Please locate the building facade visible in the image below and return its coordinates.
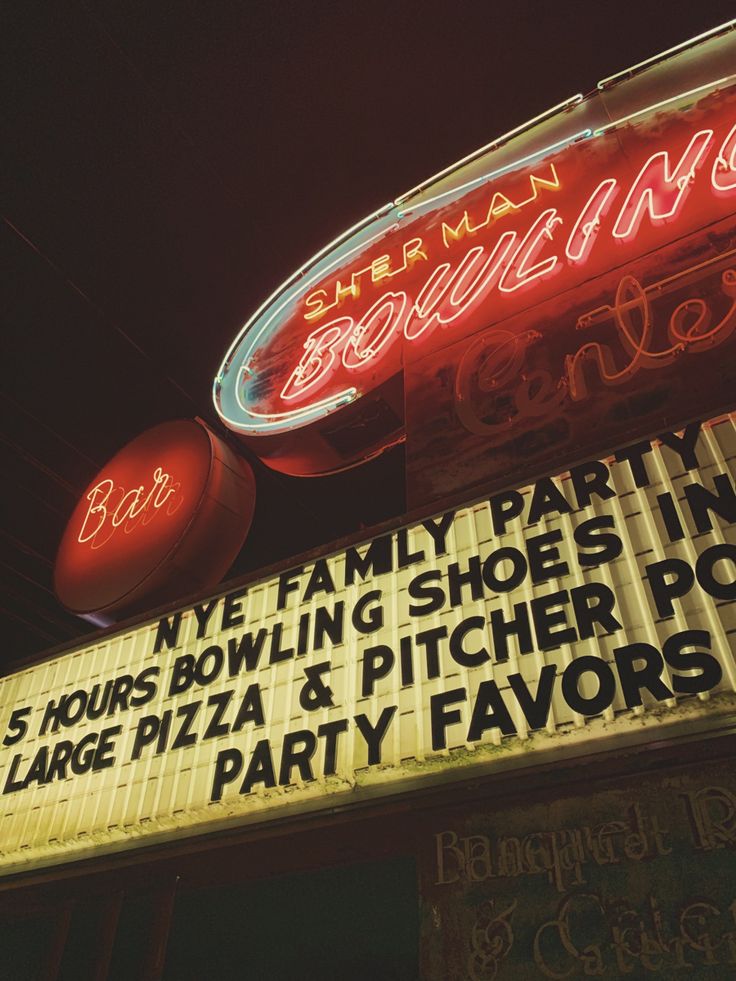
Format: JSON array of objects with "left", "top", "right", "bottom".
[{"left": 2, "top": 22, "right": 736, "bottom": 980}]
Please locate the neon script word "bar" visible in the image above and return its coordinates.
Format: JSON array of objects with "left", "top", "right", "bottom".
[
  {"left": 280, "top": 121, "right": 736, "bottom": 405},
  {"left": 78, "top": 468, "right": 180, "bottom": 548}
]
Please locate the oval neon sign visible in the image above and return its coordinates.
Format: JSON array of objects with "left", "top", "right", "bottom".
[
  {"left": 55, "top": 419, "right": 256, "bottom": 623},
  {"left": 214, "top": 68, "right": 736, "bottom": 476}
]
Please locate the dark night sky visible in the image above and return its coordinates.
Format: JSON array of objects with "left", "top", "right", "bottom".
[{"left": 3, "top": 0, "right": 734, "bottom": 666}]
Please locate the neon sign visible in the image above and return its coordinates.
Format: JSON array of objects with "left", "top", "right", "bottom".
[
  {"left": 55, "top": 420, "right": 256, "bottom": 624},
  {"left": 77, "top": 467, "right": 181, "bottom": 548},
  {"left": 454, "top": 250, "right": 736, "bottom": 438},
  {"left": 214, "top": 37, "right": 736, "bottom": 477}
]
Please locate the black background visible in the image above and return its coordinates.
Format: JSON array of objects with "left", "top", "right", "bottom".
[{"left": 3, "top": 0, "right": 734, "bottom": 665}]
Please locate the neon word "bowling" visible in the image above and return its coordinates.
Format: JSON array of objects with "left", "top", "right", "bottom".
[
  {"left": 280, "top": 120, "right": 736, "bottom": 404},
  {"left": 77, "top": 468, "right": 180, "bottom": 547},
  {"left": 303, "top": 165, "right": 562, "bottom": 322}
]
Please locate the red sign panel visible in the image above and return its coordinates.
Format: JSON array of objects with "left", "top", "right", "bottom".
[
  {"left": 55, "top": 419, "right": 256, "bottom": 622},
  {"left": 406, "top": 219, "right": 736, "bottom": 505},
  {"left": 214, "top": 33, "right": 736, "bottom": 485}
]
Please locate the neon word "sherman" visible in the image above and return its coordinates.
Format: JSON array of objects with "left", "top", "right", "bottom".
[
  {"left": 280, "top": 121, "right": 736, "bottom": 404},
  {"left": 78, "top": 467, "right": 180, "bottom": 547},
  {"left": 303, "top": 165, "right": 562, "bottom": 321}
]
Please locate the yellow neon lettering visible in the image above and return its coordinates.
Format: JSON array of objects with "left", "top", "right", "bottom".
[
  {"left": 402, "top": 237, "right": 428, "bottom": 265},
  {"left": 304, "top": 289, "right": 332, "bottom": 322},
  {"left": 488, "top": 192, "right": 515, "bottom": 217},
  {"left": 370, "top": 254, "right": 393, "bottom": 282},
  {"left": 528, "top": 164, "right": 560, "bottom": 195},
  {"left": 336, "top": 279, "right": 360, "bottom": 302},
  {"left": 442, "top": 166, "right": 560, "bottom": 249},
  {"left": 441, "top": 213, "right": 475, "bottom": 248}
]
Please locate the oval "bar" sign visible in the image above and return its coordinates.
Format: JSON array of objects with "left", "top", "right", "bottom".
[
  {"left": 214, "top": 43, "right": 736, "bottom": 476},
  {"left": 55, "top": 419, "right": 256, "bottom": 623}
]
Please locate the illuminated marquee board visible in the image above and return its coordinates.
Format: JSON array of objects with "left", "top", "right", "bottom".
[
  {"left": 2, "top": 414, "right": 735, "bottom": 875},
  {"left": 214, "top": 28, "right": 736, "bottom": 489},
  {"left": 54, "top": 419, "right": 256, "bottom": 622}
]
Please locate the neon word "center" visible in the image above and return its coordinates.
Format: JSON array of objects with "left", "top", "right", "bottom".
[
  {"left": 279, "top": 121, "right": 736, "bottom": 404},
  {"left": 77, "top": 467, "right": 180, "bottom": 547}
]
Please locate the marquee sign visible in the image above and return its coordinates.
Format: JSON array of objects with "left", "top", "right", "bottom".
[
  {"left": 54, "top": 419, "right": 256, "bottom": 623},
  {"left": 214, "top": 29, "right": 736, "bottom": 482},
  {"left": 3, "top": 413, "right": 735, "bottom": 875}
]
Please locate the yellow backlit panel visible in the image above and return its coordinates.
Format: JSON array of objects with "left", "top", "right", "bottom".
[{"left": 1, "top": 415, "right": 735, "bottom": 875}]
